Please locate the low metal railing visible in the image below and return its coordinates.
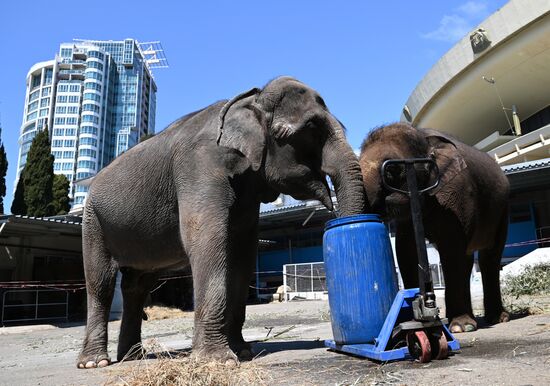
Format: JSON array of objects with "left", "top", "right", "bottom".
[{"left": 1, "top": 289, "right": 69, "bottom": 326}]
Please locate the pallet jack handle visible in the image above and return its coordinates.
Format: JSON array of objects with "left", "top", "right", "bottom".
[{"left": 381, "top": 158, "right": 440, "bottom": 309}]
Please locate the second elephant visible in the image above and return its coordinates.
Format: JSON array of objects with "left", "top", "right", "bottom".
[{"left": 360, "top": 123, "right": 509, "bottom": 333}]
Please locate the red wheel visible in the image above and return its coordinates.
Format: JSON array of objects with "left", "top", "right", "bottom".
[
  {"left": 436, "top": 332, "right": 449, "bottom": 360},
  {"left": 406, "top": 330, "right": 432, "bottom": 363},
  {"left": 428, "top": 330, "right": 449, "bottom": 360}
]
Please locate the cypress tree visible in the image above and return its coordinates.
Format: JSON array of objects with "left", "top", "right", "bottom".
[
  {"left": 11, "top": 173, "right": 26, "bottom": 215},
  {"left": 22, "top": 126, "right": 55, "bottom": 217},
  {"left": 0, "top": 144, "right": 7, "bottom": 214},
  {"left": 51, "top": 174, "right": 70, "bottom": 215}
]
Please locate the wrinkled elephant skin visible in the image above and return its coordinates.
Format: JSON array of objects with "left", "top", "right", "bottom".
[
  {"left": 360, "top": 123, "right": 510, "bottom": 333},
  {"left": 77, "top": 77, "right": 366, "bottom": 368}
]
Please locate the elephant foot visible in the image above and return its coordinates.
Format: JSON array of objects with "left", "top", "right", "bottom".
[
  {"left": 485, "top": 310, "right": 510, "bottom": 325},
  {"left": 231, "top": 341, "right": 254, "bottom": 360},
  {"left": 192, "top": 346, "right": 239, "bottom": 366},
  {"left": 117, "top": 342, "right": 146, "bottom": 362},
  {"left": 77, "top": 353, "right": 111, "bottom": 369},
  {"left": 449, "top": 314, "right": 477, "bottom": 333}
]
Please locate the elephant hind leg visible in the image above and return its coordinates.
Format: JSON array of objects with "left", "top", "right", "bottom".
[
  {"left": 117, "top": 270, "right": 158, "bottom": 362},
  {"left": 78, "top": 218, "right": 118, "bottom": 369},
  {"left": 479, "top": 214, "right": 509, "bottom": 324}
]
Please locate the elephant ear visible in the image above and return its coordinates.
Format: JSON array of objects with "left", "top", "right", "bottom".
[
  {"left": 425, "top": 130, "right": 467, "bottom": 207},
  {"left": 216, "top": 88, "right": 266, "bottom": 171}
]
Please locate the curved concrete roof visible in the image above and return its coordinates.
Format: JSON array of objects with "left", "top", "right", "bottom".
[
  {"left": 402, "top": 0, "right": 550, "bottom": 145},
  {"left": 26, "top": 60, "right": 55, "bottom": 79}
]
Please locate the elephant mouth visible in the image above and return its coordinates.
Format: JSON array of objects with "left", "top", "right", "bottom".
[{"left": 385, "top": 195, "right": 410, "bottom": 221}]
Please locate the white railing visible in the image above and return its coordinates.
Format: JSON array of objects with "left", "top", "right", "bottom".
[{"left": 283, "top": 262, "right": 327, "bottom": 301}]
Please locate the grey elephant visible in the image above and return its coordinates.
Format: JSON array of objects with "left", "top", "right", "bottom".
[
  {"left": 77, "top": 76, "right": 366, "bottom": 368},
  {"left": 359, "top": 123, "right": 509, "bottom": 333}
]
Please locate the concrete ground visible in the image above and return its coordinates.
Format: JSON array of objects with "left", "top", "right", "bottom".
[{"left": 0, "top": 298, "right": 549, "bottom": 385}]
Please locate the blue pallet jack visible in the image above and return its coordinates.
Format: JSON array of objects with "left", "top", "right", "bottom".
[{"left": 326, "top": 158, "right": 460, "bottom": 362}]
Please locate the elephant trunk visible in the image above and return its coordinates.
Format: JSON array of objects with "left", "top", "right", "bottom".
[{"left": 322, "top": 119, "right": 368, "bottom": 217}]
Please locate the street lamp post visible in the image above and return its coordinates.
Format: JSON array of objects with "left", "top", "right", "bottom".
[{"left": 482, "top": 76, "right": 522, "bottom": 136}]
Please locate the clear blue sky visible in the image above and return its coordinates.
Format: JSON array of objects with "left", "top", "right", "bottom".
[{"left": 0, "top": 0, "right": 507, "bottom": 213}]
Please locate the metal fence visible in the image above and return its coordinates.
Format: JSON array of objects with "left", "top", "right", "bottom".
[
  {"left": 283, "top": 262, "right": 327, "bottom": 301},
  {"left": 1, "top": 289, "right": 69, "bottom": 325}
]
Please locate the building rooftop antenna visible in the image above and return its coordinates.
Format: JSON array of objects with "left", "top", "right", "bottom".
[{"left": 137, "top": 41, "right": 169, "bottom": 70}]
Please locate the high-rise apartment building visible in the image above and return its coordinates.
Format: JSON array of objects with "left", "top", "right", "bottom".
[{"left": 16, "top": 39, "right": 166, "bottom": 209}]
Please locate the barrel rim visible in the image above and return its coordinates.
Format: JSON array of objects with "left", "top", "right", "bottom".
[{"left": 325, "top": 214, "right": 382, "bottom": 230}]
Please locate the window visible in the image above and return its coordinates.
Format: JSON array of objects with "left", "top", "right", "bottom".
[
  {"left": 87, "top": 51, "right": 104, "bottom": 60},
  {"left": 62, "top": 162, "right": 73, "bottom": 171},
  {"left": 56, "top": 106, "right": 67, "bottom": 114},
  {"left": 58, "top": 84, "right": 69, "bottom": 92},
  {"left": 27, "top": 101, "right": 39, "bottom": 112},
  {"left": 87, "top": 61, "right": 104, "bottom": 71},
  {"left": 84, "top": 82, "right": 102, "bottom": 92},
  {"left": 52, "top": 140, "right": 64, "bottom": 147},
  {"left": 85, "top": 71, "right": 103, "bottom": 81},
  {"left": 31, "top": 74, "right": 41, "bottom": 88},
  {"left": 64, "top": 139, "right": 75, "bottom": 147},
  {"left": 26, "top": 111, "right": 38, "bottom": 121},
  {"left": 75, "top": 185, "right": 89, "bottom": 193},
  {"left": 83, "top": 104, "right": 100, "bottom": 113},
  {"left": 79, "top": 137, "right": 98, "bottom": 146},
  {"left": 65, "top": 128, "right": 76, "bottom": 136},
  {"left": 39, "top": 109, "right": 48, "bottom": 117},
  {"left": 42, "top": 87, "right": 51, "bottom": 97},
  {"left": 83, "top": 92, "right": 101, "bottom": 102},
  {"left": 69, "top": 84, "right": 80, "bottom": 92},
  {"left": 53, "top": 129, "right": 64, "bottom": 136},
  {"left": 75, "top": 196, "right": 84, "bottom": 205},
  {"left": 63, "top": 151, "right": 75, "bottom": 159},
  {"left": 79, "top": 148, "right": 97, "bottom": 158},
  {"left": 82, "top": 115, "right": 99, "bottom": 124},
  {"left": 80, "top": 126, "right": 98, "bottom": 135},
  {"left": 76, "top": 172, "right": 93, "bottom": 179},
  {"left": 66, "top": 117, "right": 78, "bottom": 125},
  {"left": 44, "top": 69, "right": 53, "bottom": 85},
  {"left": 57, "top": 95, "right": 67, "bottom": 103},
  {"left": 52, "top": 151, "right": 62, "bottom": 159},
  {"left": 67, "top": 106, "right": 79, "bottom": 114},
  {"left": 29, "top": 90, "right": 40, "bottom": 102},
  {"left": 77, "top": 160, "right": 96, "bottom": 170},
  {"left": 68, "top": 95, "right": 80, "bottom": 103},
  {"left": 60, "top": 48, "right": 73, "bottom": 58},
  {"left": 40, "top": 98, "right": 50, "bottom": 107},
  {"left": 54, "top": 117, "right": 66, "bottom": 125},
  {"left": 54, "top": 163, "right": 61, "bottom": 171}
]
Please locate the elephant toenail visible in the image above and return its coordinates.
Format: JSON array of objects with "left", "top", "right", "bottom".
[
  {"left": 465, "top": 324, "right": 476, "bottom": 332},
  {"left": 85, "top": 361, "right": 96, "bottom": 368},
  {"left": 450, "top": 325, "right": 464, "bottom": 333}
]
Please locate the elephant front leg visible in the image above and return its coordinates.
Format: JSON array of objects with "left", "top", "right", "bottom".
[
  {"left": 225, "top": 225, "right": 259, "bottom": 360},
  {"left": 188, "top": 231, "right": 238, "bottom": 364},
  {"left": 439, "top": 245, "right": 477, "bottom": 333},
  {"left": 395, "top": 223, "right": 420, "bottom": 289}
]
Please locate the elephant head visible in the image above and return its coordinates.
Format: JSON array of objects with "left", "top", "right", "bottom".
[
  {"left": 359, "top": 123, "right": 465, "bottom": 220},
  {"left": 218, "top": 76, "right": 366, "bottom": 216}
]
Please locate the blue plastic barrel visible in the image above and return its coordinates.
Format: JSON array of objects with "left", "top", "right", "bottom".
[{"left": 323, "top": 214, "right": 398, "bottom": 345}]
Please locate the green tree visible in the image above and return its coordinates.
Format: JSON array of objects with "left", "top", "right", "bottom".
[
  {"left": 22, "top": 126, "right": 55, "bottom": 217},
  {"left": 0, "top": 144, "right": 8, "bottom": 214},
  {"left": 11, "top": 173, "right": 26, "bottom": 215},
  {"left": 51, "top": 174, "right": 70, "bottom": 215}
]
